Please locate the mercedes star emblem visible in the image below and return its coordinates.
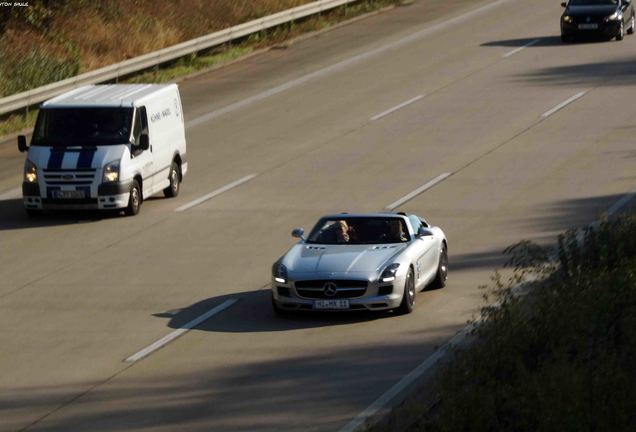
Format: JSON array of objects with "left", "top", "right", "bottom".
[{"left": 323, "top": 282, "right": 338, "bottom": 297}]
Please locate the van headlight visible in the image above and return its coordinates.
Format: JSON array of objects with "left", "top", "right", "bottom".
[
  {"left": 563, "top": 15, "right": 573, "bottom": 23},
  {"left": 380, "top": 263, "right": 400, "bottom": 283},
  {"left": 24, "top": 160, "right": 38, "bottom": 183},
  {"left": 102, "top": 160, "right": 120, "bottom": 183}
]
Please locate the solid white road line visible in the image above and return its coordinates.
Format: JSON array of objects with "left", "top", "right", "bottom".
[
  {"left": 606, "top": 186, "right": 636, "bottom": 218},
  {"left": 0, "top": 187, "right": 21, "bottom": 201},
  {"left": 385, "top": 173, "right": 452, "bottom": 210},
  {"left": 185, "top": 0, "right": 516, "bottom": 128},
  {"left": 124, "top": 299, "right": 238, "bottom": 363},
  {"left": 370, "top": 95, "right": 425, "bottom": 121},
  {"left": 338, "top": 323, "right": 476, "bottom": 432},
  {"left": 503, "top": 38, "right": 540, "bottom": 58},
  {"left": 341, "top": 186, "right": 636, "bottom": 432},
  {"left": 175, "top": 174, "right": 257, "bottom": 212},
  {"left": 541, "top": 91, "right": 586, "bottom": 118}
]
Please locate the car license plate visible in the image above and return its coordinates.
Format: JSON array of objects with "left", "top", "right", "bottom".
[
  {"left": 578, "top": 23, "right": 598, "bottom": 30},
  {"left": 53, "top": 190, "right": 85, "bottom": 199},
  {"left": 314, "top": 299, "right": 350, "bottom": 310}
]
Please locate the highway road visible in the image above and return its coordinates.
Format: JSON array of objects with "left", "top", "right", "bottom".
[{"left": 2, "top": 0, "right": 636, "bottom": 430}]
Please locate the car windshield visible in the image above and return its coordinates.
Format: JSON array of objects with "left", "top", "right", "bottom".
[
  {"left": 31, "top": 107, "right": 133, "bottom": 147},
  {"left": 568, "top": 0, "right": 618, "bottom": 5},
  {"left": 306, "top": 217, "right": 410, "bottom": 244}
]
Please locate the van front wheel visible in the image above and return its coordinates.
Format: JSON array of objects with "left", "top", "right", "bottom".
[
  {"left": 163, "top": 162, "right": 180, "bottom": 198},
  {"left": 125, "top": 180, "right": 141, "bottom": 216}
]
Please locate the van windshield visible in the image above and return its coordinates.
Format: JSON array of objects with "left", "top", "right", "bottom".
[{"left": 31, "top": 108, "right": 134, "bottom": 147}]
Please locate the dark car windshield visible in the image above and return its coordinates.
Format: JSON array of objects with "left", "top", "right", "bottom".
[
  {"left": 306, "top": 217, "right": 410, "bottom": 244},
  {"left": 31, "top": 107, "right": 133, "bottom": 147},
  {"left": 568, "top": 0, "right": 618, "bottom": 5}
]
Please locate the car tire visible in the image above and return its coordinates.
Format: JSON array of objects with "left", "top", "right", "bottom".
[
  {"left": 25, "top": 208, "right": 41, "bottom": 218},
  {"left": 560, "top": 33, "right": 570, "bottom": 43},
  {"left": 396, "top": 267, "right": 415, "bottom": 315},
  {"left": 124, "top": 180, "right": 141, "bottom": 216},
  {"left": 617, "top": 22, "right": 625, "bottom": 40},
  {"left": 163, "top": 161, "right": 180, "bottom": 198},
  {"left": 430, "top": 243, "right": 449, "bottom": 289},
  {"left": 628, "top": 16, "right": 635, "bottom": 34}
]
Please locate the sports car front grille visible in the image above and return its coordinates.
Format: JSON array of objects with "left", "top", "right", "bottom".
[
  {"left": 294, "top": 279, "right": 368, "bottom": 299},
  {"left": 296, "top": 289, "right": 367, "bottom": 299},
  {"left": 295, "top": 280, "right": 367, "bottom": 288}
]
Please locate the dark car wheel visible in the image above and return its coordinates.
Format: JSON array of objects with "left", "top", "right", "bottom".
[
  {"left": 628, "top": 16, "right": 635, "bottom": 34},
  {"left": 25, "top": 208, "right": 41, "bottom": 218},
  {"left": 163, "top": 161, "right": 180, "bottom": 198},
  {"left": 396, "top": 267, "right": 415, "bottom": 315},
  {"left": 561, "top": 33, "right": 570, "bottom": 43},
  {"left": 124, "top": 180, "right": 141, "bottom": 216},
  {"left": 617, "top": 21, "right": 625, "bottom": 40},
  {"left": 430, "top": 243, "right": 448, "bottom": 289}
]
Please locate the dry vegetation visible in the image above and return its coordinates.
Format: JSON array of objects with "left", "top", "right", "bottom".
[{"left": 0, "top": 0, "right": 315, "bottom": 96}]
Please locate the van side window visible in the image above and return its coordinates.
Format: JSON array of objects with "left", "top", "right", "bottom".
[{"left": 132, "top": 106, "right": 148, "bottom": 144}]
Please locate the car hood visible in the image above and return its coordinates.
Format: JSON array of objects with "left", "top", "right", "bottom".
[
  {"left": 283, "top": 243, "right": 407, "bottom": 276},
  {"left": 28, "top": 144, "right": 127, "bottom": 170},
  {"left": 566, "top": 5, "right": 617, "bottom": 16}
]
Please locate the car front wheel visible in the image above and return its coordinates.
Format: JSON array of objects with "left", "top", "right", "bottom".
[
  {"left": 617, "top": 22, "right": 625, "bottom": 40},
  {"left": 396, "top": 267, "right": 415, "bottom": 315},
  {"left": 125, "top": 180, "right": 141, "bottom": 216}
]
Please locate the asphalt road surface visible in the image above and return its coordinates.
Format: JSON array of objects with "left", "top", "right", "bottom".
[{"left": 3, "top": 0, "right": 636, "bottom": 430}]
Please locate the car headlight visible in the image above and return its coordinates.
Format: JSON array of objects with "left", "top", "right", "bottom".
[
  {"left": 605, "top": 12, "right": 620, "bottom": 21},
  {"left": 563, "top": 15, "right": 573, "bottom": 23},
  {"left": 102, "top": 160, "right": 120, "bottom": 183},
  {"left": 273, "top": 263, "right": 288, "bottom": 284},
  {"left": 380, "top": 263, "right": 400, "bottom": 283},
  {"left": 24, "top": 160, "right": 37, "bottom": 183}
]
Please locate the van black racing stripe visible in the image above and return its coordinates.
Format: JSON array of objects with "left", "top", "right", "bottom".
[
  {"left": 77, "top": 149, "right": 96, "bottom": 169},
  {"left": 48, "top": 150, "right": 64, "bottom": 170}
]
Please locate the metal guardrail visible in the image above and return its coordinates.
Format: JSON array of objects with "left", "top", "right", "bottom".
[{"left": 0, "top": 0, "right": 359, "bottom": 116}]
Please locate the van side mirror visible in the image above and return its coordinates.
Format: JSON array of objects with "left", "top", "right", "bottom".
[
  {"left": 17, "top": 135, "right": 28, "bottom": 153},
  {"left": 139, "top": 133, "right": 149, "bottom": 151},
  {"left": 417, "top": 227, "right": 434, "bottom": 237},
  {"left": 291, "top": 228, "right": 305, "bottom": 240}
]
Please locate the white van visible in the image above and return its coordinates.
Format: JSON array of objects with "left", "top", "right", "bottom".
[{"left": 17, "top": 84, "right": 187, "bottom": 216}]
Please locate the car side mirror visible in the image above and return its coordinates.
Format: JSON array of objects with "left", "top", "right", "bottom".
[
  {"left": 17, "top": 135, "right": 28, "bottom": 153},
  {"left": 418, "top": 227, "right": 434, "bottom": 237},
  {"left": 561, "top": 2, "right": 566, "bottom": 7},
  {"left": 139, "top": 133, "right": 149, "bottom": 151},
  {"left": 291, "top": 228, "right": 305, "bottom": 240}
]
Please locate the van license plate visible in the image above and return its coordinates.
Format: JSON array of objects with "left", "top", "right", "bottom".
[
  {"left": 53, "top": 190, "right": 85, "bottom": 199},
  {"left": 314, "top": 300, "right": 349, "bottom": 310},
  {"left": 578, "top": 23, "right": 598, "bottom": 29}
]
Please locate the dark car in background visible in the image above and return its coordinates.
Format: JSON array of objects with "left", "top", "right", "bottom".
[{"left": 561, "top": 0, "right": 635, "bottom": 42}]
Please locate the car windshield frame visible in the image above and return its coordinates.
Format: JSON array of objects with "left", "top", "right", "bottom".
[
  {"left": 305, "top": 216, "right": 411, "bottom": 245},
  {"left": 568, "top": 0, "right": 618, "bottom": 6},
  {"left": 31, "top": 107, "right": 134, "bottom": 147}
]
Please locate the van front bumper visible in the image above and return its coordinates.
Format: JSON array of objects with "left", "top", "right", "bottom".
[{"left": 23, "top": 181, "right": 131, "bottom": 211}]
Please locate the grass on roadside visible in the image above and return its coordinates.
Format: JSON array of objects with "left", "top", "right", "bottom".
[
  {"left": 403, "top": 214, "right": 636, "bottom": 432},
  {"left": 0, "top": 0, "right": 398, "bottom": 139}
]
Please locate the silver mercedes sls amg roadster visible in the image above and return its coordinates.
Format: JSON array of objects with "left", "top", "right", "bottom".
[{"left": 271, "top": 213, "right": 448, "bottom": 314}]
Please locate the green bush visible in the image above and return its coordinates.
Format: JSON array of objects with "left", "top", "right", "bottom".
[{"left": 418, "top": 216, "right": 636, "bottom": 432}]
